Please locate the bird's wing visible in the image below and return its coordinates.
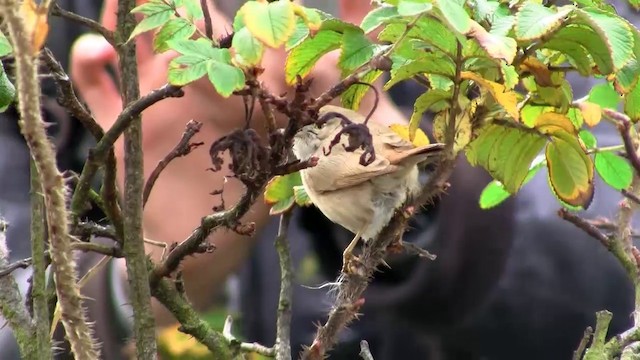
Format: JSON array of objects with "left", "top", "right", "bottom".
[{"left": 305, "top": 146, "right": 398, "bottom": 192}]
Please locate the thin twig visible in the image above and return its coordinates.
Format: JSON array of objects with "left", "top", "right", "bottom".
[
  {"left": 40, "top": 48, "right": 104, "bottom": 140},
  {"left": 0, "top": 258, "right": 32, "bottom": 277},
  {"left": 70, "top": 84, "right": 184, "bottom": 216},
  {"left": 51, "top": 2, "right": 115, "bottom": 45},
  {"left": 275, "top": 211, "right": 293, "bottom": 360},
  {"left": 611, "top": 109, "right": 640, "bottom": 177},
  {"left": 143, "top": 120, "right": 203, "bottom": 207},
  {"left": 558, "top": 209, "right": 613, "bottom": 249},
  {"left": 359, "top": 340, "right": 374, "bottom": 360},
  {"left": 223, "top": 315, "right": 276, "bottom": 356},
  {"left": 623, "top": 189, "right": 640, "bottom": 206},
  {"left": 200, "top": 0, "right": 213, "bottom": 40},
  {"left": 151, "top": 188, "right": 261, "bottom": 282}
]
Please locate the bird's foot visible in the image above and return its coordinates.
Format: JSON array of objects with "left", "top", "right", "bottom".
[{"left": 341, "top": 252, "right": 365, "bottom": 276}]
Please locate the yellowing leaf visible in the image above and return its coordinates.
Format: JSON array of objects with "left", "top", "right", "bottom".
[
  {"left": 577, "top": 101, "right": 602, "bottom": 127},
  {"left": 466, "top": 124, "right": 546, "bottom": 193},
  {"left": 545, "top": 131, "right": 594, "bottom": 208},
  {"left": 264, "top": 172, "right": 304, "bottom": 215},
  {"left": 460, "top": 71, "right": 519, "bottom": 121},
  {"left": 432, "top": 104, "right": 473, "bottom": 155},
  {"left": 519, "top": 57, "right": 554, "bottom": 87},
  {"left": 389, "top": 124, "right": 431, "bottom": 146},
  {"left": 243, "top": 1, "right": 296, "bottom": 48},
  {"left": 20, "top": 0, "right": 49, "bottom": 55},
  {"left": 158, "top": 323, "right": 209, "bottom": 357},
  {"left": 534, "top": 112, "right": 576, "bottom": 134},
  {"left": 467, "top": 21, "right": 517, "bottom": 64}
]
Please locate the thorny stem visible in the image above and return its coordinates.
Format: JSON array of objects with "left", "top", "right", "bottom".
[
  {"left": 275, "top": 211, "right": 293, "bottom": 360},
  {"left": 116, "top": 0, "right": 157, "bottom": 357},
  {"left": 29, "top": 160, "right": 52, "bottom": 358},
  {"left": 1, "top": 0, "right": 100, "bottom": 357}
]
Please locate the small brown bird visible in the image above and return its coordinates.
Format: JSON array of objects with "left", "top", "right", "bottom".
[{"left": 292, "top": 105, "right": 444, "bottom": 271}]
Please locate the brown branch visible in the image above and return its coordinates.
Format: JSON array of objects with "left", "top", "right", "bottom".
[
  {"left": 623, "top": 189, "right": 640, "bottom": 206},
  {"left": 70, "top": 84, "right": 184, "bottom": 216},
  {"left": 200, "top": 0, "right": 213, "bottom": 40},
  {"left": 0, "top": 258, "right": 32, "bottom": 277},
  {"left": 40, "top": 48, "right": 104, "bottom": 140},
  {"left": 151, "top": 187, "right": 261, "bottom": 283},
  {"left": 558, "top": 209, "right": 613, "bottom": 249},
  {"left": 610, "top": 109, "right": 640, "bottom": 177},
  {"left": 143, "top": 120, "right": 203, "bottom": 207},
  {"left": 51, "top": 2, "right": 115, "bottom": 45}
]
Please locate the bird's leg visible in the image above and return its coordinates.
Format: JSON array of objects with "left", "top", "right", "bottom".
[{"left": 341, "top": 231, "right": 363, "bottom": 274}]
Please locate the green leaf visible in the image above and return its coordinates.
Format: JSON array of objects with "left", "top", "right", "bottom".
[
  {"left": 341, "top": 70, "right": 383, "bottom": 110},
  {"left": 181, "top": 0, "right": 204, "bottom": 21},
  {"left": 286, "top": 18, "right": 310, "bottom": 50},
  {"left": 541, "top": 38, "right": 593, "bottom": 76},
  {"left": 579, "top": 130, "right": 597, "bottom": 149},
  {"left": 545, "top": 131, "right": 594, "bottom": 208},
  {"left": 339, "top": 29, "right": 376, "bottom": 74},
  {"left": 434, "top": 0, "right": 471, "bottom": 34},
  {"left": 0, "top": 63, "right": 15, "bottom": 112},
  {"left": 514, "top": 3, "right": 572, "bottom": 41},
  {"left": 232, "top": 27, "right": 265, "bottom": 66},
  {"left": 397, "top": 0, "right": 433, "bottom": 16},
  {"left": 385, "top": 54, "right": 456, "bottom": 90},
  {"left": 168, "top": 39, "right": 245, "bottom": 96},
  {"left": 293, "top": 185, "right": 313, "bottom": 206},
  {"left": 595, "top": 151, "right": 633, "bottom": 190},
  {"left": 285, "top": 30, "right": 342, "bottom": 84},
  {"left": 153, "top": 18, "right": 196, "bottom": 53},
  {"left": 264, "top": 172, "right": 304, "bottom": 215},
  {"left": 410, "top": 89, "right": 451, "bottom": 138},
  {"left": 206, "top": 58, "right": 245, "bottom": 97},
  {"left": 361, "top": 5, "right": 399, "bottom": 33},
  {"left": 0, "top": 31, "right": 12, "bottom": 57},
  {"left": 319, "top": 18, "right": 362, "bottom": 34},
  {"left": 625, "top": 81, "right": 640, "bottom": 122},
  {"left": 588, "top": 83, "right": 620, "bottom": 110},
  {"left": 479, "top": 157, "right": 545, "bottom": 209},
  {"left": 466, "top": 124, "right": 546, "bottom": 193},
  {"left": 573, "top": 8, "right": 634, "bottom": 72},
  {"left": 129, "top": 0, "right": 174, "bottom": 41},
  {"left": 243, "top": 0, "right": 296, "bottom": 48},
  {"left": 551, "top": 25, "right": 612, "bottom": 74}
]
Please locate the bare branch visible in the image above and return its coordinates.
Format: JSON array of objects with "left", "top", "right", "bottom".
[
  {"left": 275, "top": 211, "right": 293, "bottom": 360},
  {"left": 359, "top": 340, "right": 374, "bottom": 360},
  {"left": 51, "top": 2, "right": 115, "bottom": 45},
  {"left": 143, "top": 120, "right": 204, "bottom": 207},
  {"left": 573, "top": 327, "right": 593, "bottom": 360},
  {"left": 151, "top": 188, "right": 261, "bottom": 282},
  {"left": 558, "top": 209, "right": 613, "bottom": 249},
  {"left": 223, "top": 315, "right": 276, "bottom": 357}
]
